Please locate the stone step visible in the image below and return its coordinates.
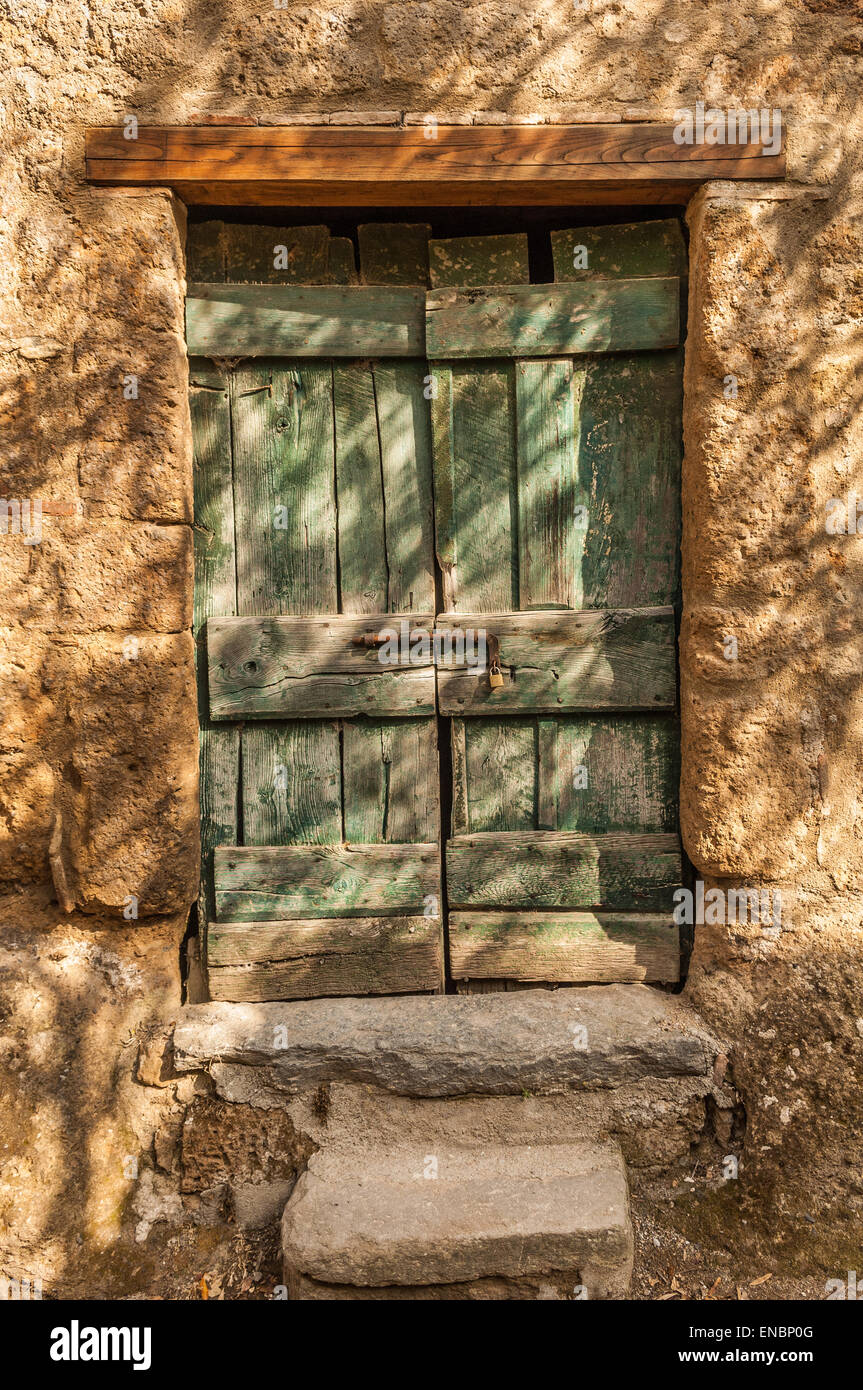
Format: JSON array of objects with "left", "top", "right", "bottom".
[
  {"left": 282, "top": 1138, "right": 633, "bottom": 1299},
  {"left": 174, "top": 984, "right": 718, "bottom": 1098}
]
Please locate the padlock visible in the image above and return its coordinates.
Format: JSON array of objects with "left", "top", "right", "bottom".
[{"left": 489, "top": 661, "right": 504, "bottom": 689}]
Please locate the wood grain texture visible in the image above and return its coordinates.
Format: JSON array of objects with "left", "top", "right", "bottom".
[
  {"left": 535, "top": 714, "right": 679, "bottom": 833},
  {"left": 241, "top": 722, "right": 342, "bottom": 846},
  {"left": 86, "top": 125, "right": 787, "bottom": 202},
  {"left": 208, "top": 613, "right": 436, "bottom": 719},
  {"left": 516, "top": 358, "right": 584, "bottom": 608},
  {"left": 207, "top": 916, "right": 442, "bottom": 999},
  {"left": 449, "top": 911, "right": 680, "bottom": 983},
  {"left": 342, "top": 720, "right": 439, "bottom": 844},
  {"left": 435, "top": 608, "right": 677, "bottom": 714},
  {"left": 333, "top": 362, "right": 388, "bottom": 614},
  {"left": 187, "top": 221, "right": 227, "bottom": 281},
  {"left": 551, "top": 218, "right": 687, "bottom": 280},
  {"left": 454, "top": 714, "right": 679, "bottom": 835},
  {"left": 359, "top": 223, "right": 431, "bottom": 285},
  {"left": 446, "top": 830, "right": 681, "bottom": 910},
  {"left": 231, "top": 361, "right": 337, "bottom": 618},
  {"left": 574, "top": 350, "right": 683, "bottom": 608},
  {"left": 215, "top": 842, "right": 439, "bottom": 920},
  {"left": 460, "top": 719, "right": 536, "bottom": 832},
  {"left": 373, "top": 361, "right": 436, "bottom": 612},
  {"left": 186, "top": 284, "right": 425, "bottom": 357},
  {"left": 429, "top": 233, "right": 529, "bottom": 287},
  {"left": 223, "top": 223, "right": 330, "bottom": 283},
  {"left": 190, "top": 362, "right": 238, "bottom": 939},
  {"left": 429, "top": 362, "right": 518, "bottom": 612},
  {"left": 170, "top": 178, "right": 725, "bottom": 208},
  {"left": 426, "top": 280, "right": 679, "bottom": 358}
]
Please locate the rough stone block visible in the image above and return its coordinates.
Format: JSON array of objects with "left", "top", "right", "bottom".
[
  {"left": 57, "top": 633, "right": 199, "bottom": 914},
  {"left": 282, "top": 1140, "right": 633, "bottom": 1297},
  {"left": 174, "top": 987, "right": 718, "bottom": 1097},
  {"left": 0, "top": 520, "right": 192, "bottom": 632}
]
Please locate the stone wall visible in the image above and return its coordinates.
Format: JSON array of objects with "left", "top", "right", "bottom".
[{"left": 1, "top": 0, "right": 861, "bottom": 1296}]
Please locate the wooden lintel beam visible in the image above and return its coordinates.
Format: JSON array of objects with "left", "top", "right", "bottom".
[{"left": 85, "top": 125, "right": 786, "bottom": 206}]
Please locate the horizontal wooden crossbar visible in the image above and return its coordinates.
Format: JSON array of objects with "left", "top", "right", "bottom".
[
  {"left": 448, "top": 911, "right": 680, "bottom": 984},
  {"left": 207, "top": 915, "right": 443, "bottom": 999},
  {"left": 187, "top": 280, "right": 677, "bottom": 357},
  {"left": 207, "top": 613, "right": 436, "bottom": 718},
  {"left": 187, "top": 284, "right": 426, "bottom": 357},
  {"left": 426, "top": 280, "right": 678, "bottom": 357},
  {"left": 446, "top": 830, "right": 682, "bottom": 910},
  {"left": 85, "top": 125, "right": 785, "bottom": 207},
  {"left": 436, "top": 608, "right": 677, "bottom": 714},
  {"left": 214, "top": 843, "right": 439, "bottom": 920}
]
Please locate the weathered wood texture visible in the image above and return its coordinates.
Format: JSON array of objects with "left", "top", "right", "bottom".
[
  {"left": 446, "top": 831, "right": 682, "bottom": 911},
  {"left": 429, "top": 364, "right": 682, "bottom": 613},
  {"left": 215, "top": 843, "right": 439, "bottom": 920},
  {"left": 426, "top": 279, "right": 679, "bottom": 358},
  {"left": 86, "top": 125, "right": 786, "bottom": 206},
  {"left": 359, "top": 223, "right": 431, "bottom": 285},
  {"left": 551, "top": 219, "right": 688, "bottom": 281},
  {"left": 207, "top": 916, "right": 443, "bottom": 1000},
  {"left": 429, "top": 233, "right": 529, "bottom": 287},
  {"left": 452, "top": 714, "right": 679, "bottom": 835},
  {"left": 449, "top": 912, "right": 680, "bottom": 983},
  {"left": 190, "top": 362, "right": 238, "bottom": 935},
  {"left": 207, "top": 614, "right": 436, "bottom": 718},
  {"left": 191, "top": 217, "right": 685, "bottom": 997},
  {"left": 435, "top": 608, "right": 676, "bottom": 714},
  {"left": 186, "top": 283, "right": 425, "bottom": 357},
  {"left": 192, "top": 222, "right": 443, "bottom": 1001}
]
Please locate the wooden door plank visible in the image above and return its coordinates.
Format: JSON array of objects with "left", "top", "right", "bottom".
[
  {"left": 446, "top": 830, "right": 681, "bottom": 910},
  {"left": 429, "top": 234, "right": 529, "bottom": 288},
  {"left": 342, "top": 721, "right": 439, "bottom": 844},
  {"left": 374, "top": 361, "right": 436, "bottom": 612},
  {"left": 358, "top": 223, "right": 431, "bottom": 285},
  {"left": 575, "top": 350, "right": 683, "bottom": 608},
  {"left": 430, "top": 362, "right": 518, "bottom": 612},
  {"left": 186, "top": 284, "right": 426, "bottom": 357},
  {"left": 207, "top": 915, "right": 443, "bottom": 999},
  {"left": 327, "top": 236, "right": 358, "bottom": 284},
  {"left": 187, "top": 221, "right": 226, "bottom": 281},
  {"left": 207, "top": 612, "right": 436, "bottom": 718},
  {"left": 551, "top": 219, "right": 687, "bottom": 281},
  {"left": 231, "top": 361, "right": 337, "bottom": 616},
  {"left": 230, "top": 357, "right": 341, "bottom": 852},
  {"left": 426, "top": 280, "right": 679, "bottom": 358},
  {"left": 536, "top": 715, "right": 679, "bottom": 834},
  {"left": 516, "top": 357, "right": 584, "bottom": 609},
  {"left": 224, "top": 223, "right": 330, "bottom": 283},
  {"left": 456, "top": 719, "right": 536, "bottom": 832},
  {"left": 449, "top": 911, "right": 679, "bottom": 983},
  {"left": 450, "top": 719, "right": 469, "bottom": 835},
  {"left": 191, "top": 362, "right": 238, "bottom": 937},
  {"left": 333, "top": 362, "right": 388, "bottom": 614},
  {"left": 241, "top": 722, "right": 342, "bottom": 846},
  {"left": 214, "top": 842, "right": 439, "bottom": 920},
  {"left": 435, "top": 608, "right": 677, "bottom": 714}
]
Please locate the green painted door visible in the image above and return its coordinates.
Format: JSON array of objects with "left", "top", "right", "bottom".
[{"left": 188, "top": 218, "right": 685, "bottom": 1002}]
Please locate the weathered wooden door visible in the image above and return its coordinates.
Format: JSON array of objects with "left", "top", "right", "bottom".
[{"left": 188, "top": 218, "right": 685, "bottom": 1002}]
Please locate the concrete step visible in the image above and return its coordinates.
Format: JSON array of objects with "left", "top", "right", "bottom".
[
  {"left": 174, "top": 984, "right": 718, "bottom": 1099},
  {"left": 281, "top": 1138, "right": 633, "bottom": 1300}
]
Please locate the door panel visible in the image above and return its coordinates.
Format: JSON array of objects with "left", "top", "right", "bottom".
[
  {"left": 453, "top": 714, "right": 679, "bottom": 835},
  {"left": 427, "top": 225, "right": 685, "bottom": 990},
  {"left": 190, "top": 216, "right": 686, "bottom": 1000},
  {"left": 190, "top": 222, "right": 443, "bottom": 1003}
]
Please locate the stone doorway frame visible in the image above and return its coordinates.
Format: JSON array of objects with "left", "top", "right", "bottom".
[{"left": 79, "top": 119, "right": 822, "bottom": 978}]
